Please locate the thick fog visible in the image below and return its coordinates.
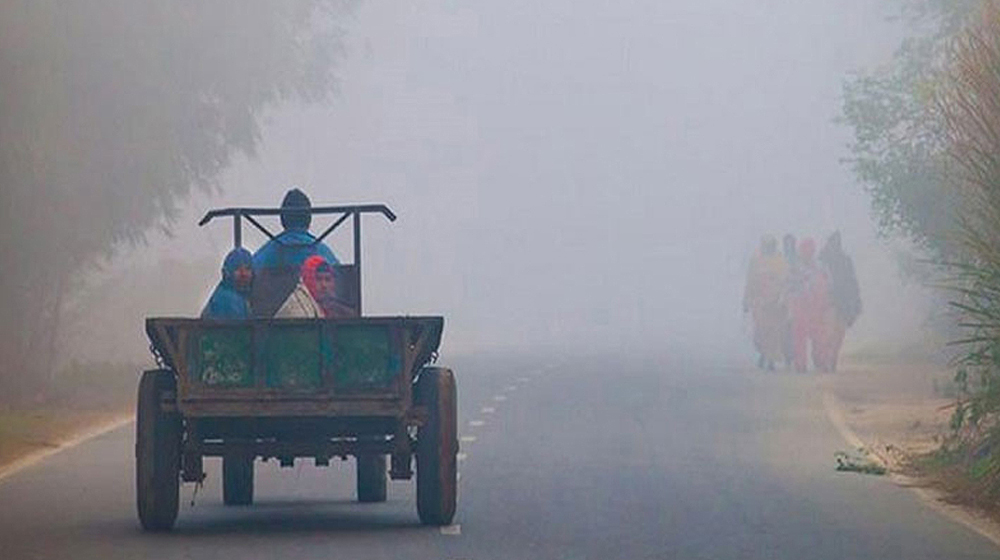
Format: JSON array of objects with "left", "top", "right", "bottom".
[{"left": 62, "top": 0, "right": 933, "bottom": 366}]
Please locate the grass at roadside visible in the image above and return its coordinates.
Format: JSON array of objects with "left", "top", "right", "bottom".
[
  {"left": 908, "top": 448, "right": 1000, "bottom": 515},
  {"left": 0, "top": 408, "right": 130, "bottom": 469},
  {"left": 824, "top": 359, "right": 1000, "bottom": 524},
  {"left": 0, "top": 362, "right": 140, "bottom": 471}
]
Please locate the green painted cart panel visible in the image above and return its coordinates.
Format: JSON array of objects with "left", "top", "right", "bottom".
[
  {"left": 148, "top": 316, "right": 443, "bottom": 407},
  {"left": 331, "top": 324, "right": 401, "bottom": 391},
  {"left": 263, "top": 326, "right": 323, "bottom": 389},
  {"left": 190, "top": 328, "right": 253, "bottom": 387}
]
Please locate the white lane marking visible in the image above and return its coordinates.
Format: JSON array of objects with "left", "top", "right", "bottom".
[
  {"left": 440, "top": 524, "right": 461, "bottom": 535},
  {"left": 505, "top": 385, "right": 518, "bottom": 392},
  {"left": 457, "top": 452, "right": 468, "bottom": 462},
  {"left": 460, "top": 435, "right": 477, "bottom": 443},
  {"left": 456, "top": 472, "right": 462, "bottom": 482},
  {"left": 481, "top": 406, "right": 496, "bottom": 414},
  {"left": 517, "top": 376, "right": 530, "bottom": 383},
  {"left": 493, "top": 395, "right": 507, "bottom": 402},
  {"left": 0, "top": 413, "right": 134, "bottom": 484},
  {"left": 469, "top": 420, "right": 485, "bottom": 427}
]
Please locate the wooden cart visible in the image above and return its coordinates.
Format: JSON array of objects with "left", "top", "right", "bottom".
[{"left": 136, "top": 204, "right": 457, "bottom": 531}]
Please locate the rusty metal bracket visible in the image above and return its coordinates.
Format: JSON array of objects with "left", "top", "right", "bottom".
[
  {"left": 390, "top": 452, "right": 413, "bottom": 480},
  {"left": 405, "top": 406, "right": 429, "bottom": 427},
  {"left": 192, "top": 438, "right": 398, "bottom": 458},
  {"left": 159, "top": 391, "right": 178, "bottom": 412},
  {"left": 182, "top": 452, "right": 205, "bottom": 483}
]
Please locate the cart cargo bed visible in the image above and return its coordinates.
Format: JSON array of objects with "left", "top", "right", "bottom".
[{"left": 146, "top": 316, "right": 443, "bottom": 417}]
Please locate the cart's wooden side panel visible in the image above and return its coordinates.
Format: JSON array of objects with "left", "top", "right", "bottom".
[{"left": 145, "top": 316, "right": 443, "bottom": 418}]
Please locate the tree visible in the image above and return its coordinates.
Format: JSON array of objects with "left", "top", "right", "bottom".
[
  {"left": 841, "top": 0, "right": 979, "bottom": 257},
  {"left": 0, "top": 1, "right": 355, "bottom": 396}
]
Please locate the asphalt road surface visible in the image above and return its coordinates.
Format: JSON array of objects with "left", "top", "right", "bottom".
[{"left": 1, "top": 354, "right": 998, "bottom": 559}]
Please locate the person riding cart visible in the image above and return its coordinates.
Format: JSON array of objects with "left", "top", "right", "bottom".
[
  {"left": 251, "top": 188, "right": 340, "bottom": 316},
  {"left": 201, "top": 247, "right": 253, "bottom": 319}
]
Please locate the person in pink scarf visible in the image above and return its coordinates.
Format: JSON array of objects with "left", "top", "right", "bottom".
[
  {"left": 787, "top": 238, "right": 832, "bottom": 373},
  {"left": 301, "top": 255, "right": 357, "bottom": 318}
]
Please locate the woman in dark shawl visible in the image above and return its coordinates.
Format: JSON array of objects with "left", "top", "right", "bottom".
[{"left": 818, "top": 232, "right": 861, "bottom": 372}]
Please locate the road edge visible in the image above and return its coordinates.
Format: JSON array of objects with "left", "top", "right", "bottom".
[
  {"left": 0, "top": 413, "right": 135, "bottom": 484},
  {"left": 822, "top": 391, "right": 1000, "bottom": 549}
]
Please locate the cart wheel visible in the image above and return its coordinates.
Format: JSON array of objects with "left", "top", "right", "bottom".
[
  {"left": 414, "top": 367, "right": 458, "bottom": 525},
  {"left": 223, "top": 454, "right": 254, "bottom": 506},
  {"left": 136, "top": 369, "right": 181, "bottom": 531},
  {"left": 356, "top": 453, "right": 388, "bottom": 502}
]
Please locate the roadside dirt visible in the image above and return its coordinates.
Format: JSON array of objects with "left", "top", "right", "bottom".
[
  {"left": 821, "top": 359, "right": 1000, "bottom": 546},
  {"left": 0, "top": 362, "right": 138, "bottom": 475},
  {"left": 821, "top": 361, "right": 955, "bottom": 468},
  {"left": 0, "top": 406, "right": 132, "bottom": 472}
]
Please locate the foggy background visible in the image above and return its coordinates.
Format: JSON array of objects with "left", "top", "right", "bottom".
[{"left": 51, "top": 0, "right": 933, "bottom": 367}]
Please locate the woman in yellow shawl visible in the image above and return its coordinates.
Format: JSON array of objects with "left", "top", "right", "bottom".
[{"left": 743, "top": 235, "right": 788, "bottom": 370}]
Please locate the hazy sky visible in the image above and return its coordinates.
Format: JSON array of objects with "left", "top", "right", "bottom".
[{"left": 103, "top": 0, "right": 931, "bottom": 362}]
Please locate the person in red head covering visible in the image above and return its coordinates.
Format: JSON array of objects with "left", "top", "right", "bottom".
[
  {"left": 787, "top": 237, "right": 832, "bottom": 372},
  {"left": 301, "top": 255, "right": 357, "bottom": 318}
]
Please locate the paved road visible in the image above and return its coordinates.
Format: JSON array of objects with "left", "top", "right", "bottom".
[{"left": 1, "top": 355, "right": 998, "bottom": 559}]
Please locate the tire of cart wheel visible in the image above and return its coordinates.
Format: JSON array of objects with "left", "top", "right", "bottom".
[
  {"left": 356, "top": 453, "right": 388, "bottom": 503},
  {"left": 136, "top": 369, "right": 181, "bottom": 532},
  {"left": 414, "top": 367, "right": 458, "bottom": 526},
  {"left": 222, "top": 453, "right": 254, "bottom": 506}
]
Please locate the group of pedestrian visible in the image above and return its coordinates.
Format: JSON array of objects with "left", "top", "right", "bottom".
[
  {"left": 743, "top": 232, "right": 861, "bottom": 373},
  {"left": 201, "top": 188, "right": 357, "bottom": 320}
]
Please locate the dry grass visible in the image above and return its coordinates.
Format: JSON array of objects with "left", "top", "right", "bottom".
[
  {"left": 0, "top": 408, "right": 128, "bottom": 468},
  {"left": 927, "top": 0, "right": 1000, "bottom": 501},
  {"left": 827, "top": 360, "right": 1000, "bottom": 518},
  {"left": 0, "top": 361, "right": 139, "bottom": 469}
]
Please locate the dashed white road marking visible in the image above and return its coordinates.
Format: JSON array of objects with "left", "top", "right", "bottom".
[
  {"left": 481, "top": 406, "right": 496, "bottom": 414},
  {"left": 439, "top": 524, "right": 461, "bottom": 536},
  {"left": 505, "top": 385, "right": 518, "bottom": 392},
  {"left": 469, "top": 420, "right": 485, "bottom": 427},
  {"left": 456, "top": 472, "right": 462, "bottom": 482},
  {"left": 493, "top": 395, "right": 507, "bottom": 402},
  {"left": 460, "top": 435, "right": 477, "bottom": 443},
  {"left": 457, "top": 452, "right": 468, "bottom": 462},
  {"left": 517, "top": 376, "right": 530, "bottom": 383}
]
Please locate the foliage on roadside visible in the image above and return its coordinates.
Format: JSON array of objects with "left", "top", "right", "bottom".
[
  {"left": 0, "top": 361, "right": 140, "bottom": 468},
  {"left": 0, "top": 2, "right": 357, "bottom": 399},
  {"left": 844, "top": 0, "right": 1000, "bottom": 499},
  {"left": 841, "top": 0, "right": 979, "bottom": 257},
  {"left": 934, "top": 0, "right": 1000, "bottom": 498}
]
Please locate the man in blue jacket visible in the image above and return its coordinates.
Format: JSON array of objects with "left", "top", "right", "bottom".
[{"left": 251, "top": 188, "right": 340, "bottom": 316}]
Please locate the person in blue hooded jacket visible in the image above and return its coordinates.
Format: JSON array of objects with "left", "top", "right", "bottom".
[
  {"left": 251, "top": 188, "right": 340, "bottom": 316},
  {"left": 253, "top": 188, "right": 339, "bottom": 270},
  {"left": 201, "top": 247, "right": 254, "bottom": 319}
]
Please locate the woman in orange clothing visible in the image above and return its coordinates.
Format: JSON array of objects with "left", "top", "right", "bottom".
[{"left": 743, "top": 235, "right": 788, "bottom": 370}]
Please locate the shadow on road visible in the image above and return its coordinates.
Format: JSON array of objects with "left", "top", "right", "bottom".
[{"left": 169, "top": 500, "right": 427, "bottom": 536}]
